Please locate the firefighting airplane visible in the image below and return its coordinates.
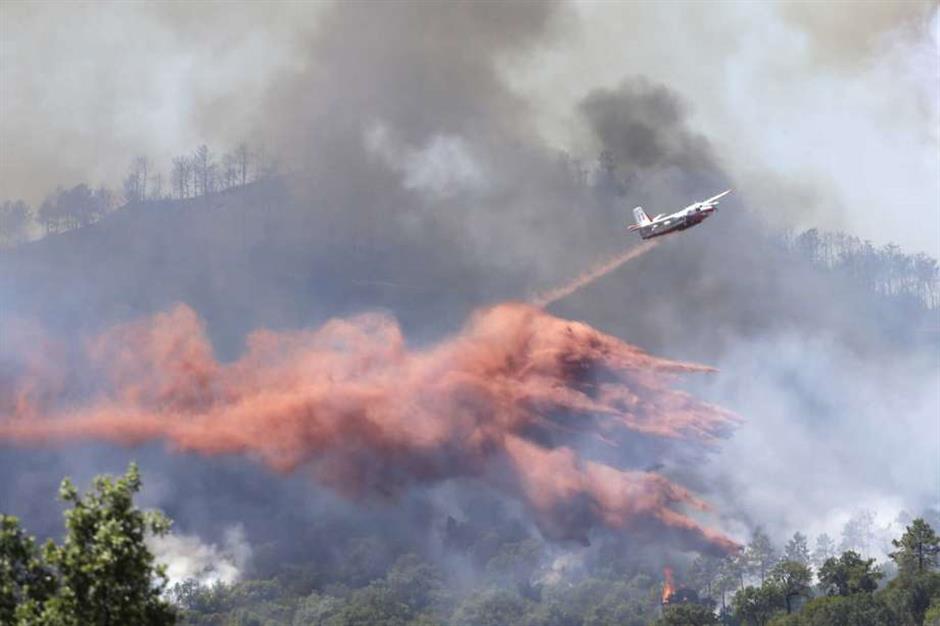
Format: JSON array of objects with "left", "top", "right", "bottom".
[{"left": 628, "top": 190, "right": 731, "bottom": 239}]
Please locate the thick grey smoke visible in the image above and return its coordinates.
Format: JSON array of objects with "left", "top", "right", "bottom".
[
  {"left": 2, "top": 1, "right": 935, "bottom": 253},
  {"left": 505, "top": 0, "right": 939, "bottom": 256},
  {"left": 1, "top": 0, "right": 937, "bottom": 568}
]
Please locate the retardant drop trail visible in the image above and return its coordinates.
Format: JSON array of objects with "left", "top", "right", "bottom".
[{"left": 531, "top": 240, "right": 660, "bottom": 308}]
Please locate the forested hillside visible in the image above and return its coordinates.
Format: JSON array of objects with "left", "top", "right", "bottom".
[{"left": 3, "top": 465, "right": 938, "bottom": 625}]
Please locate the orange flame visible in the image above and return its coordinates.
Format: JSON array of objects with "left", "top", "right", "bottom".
[{"left": 662, "top": 566, "right": 676, "bottom": 604}]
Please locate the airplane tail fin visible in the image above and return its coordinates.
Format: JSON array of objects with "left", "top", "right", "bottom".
[{"left": 632, "top": 206, "right": 651, "bottom": 226}]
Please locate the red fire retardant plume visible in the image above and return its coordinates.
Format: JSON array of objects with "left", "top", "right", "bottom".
[{"left": 1, "top": 302, "right": 739, "bottom": 553}]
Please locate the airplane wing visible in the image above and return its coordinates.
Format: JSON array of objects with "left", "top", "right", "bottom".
[{"left": 703, "top": 189, "right": 731, "bottom": 204}]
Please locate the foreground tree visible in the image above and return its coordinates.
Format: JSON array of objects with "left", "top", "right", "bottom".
[
  {"left": 0, "top": 516, "right": 57, "bottom": 623},
  {"left": 0, "top": 464, "right": 175, "bottom": 625}
]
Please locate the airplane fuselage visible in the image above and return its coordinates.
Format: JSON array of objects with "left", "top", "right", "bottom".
[
  {"left": 635, "top": 205, "right": 715, "bottom": 240},
  {"left": 629, "top": 190, "right": 729, "bottom": 240}
]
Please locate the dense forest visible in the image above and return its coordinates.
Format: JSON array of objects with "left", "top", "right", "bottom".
[{"left": 2, "top": 465, "right": 938, "bottom": 626}]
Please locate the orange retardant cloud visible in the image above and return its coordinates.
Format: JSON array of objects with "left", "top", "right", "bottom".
[{"left": 0, "top": 302, "right": 739, "bottom": 553}]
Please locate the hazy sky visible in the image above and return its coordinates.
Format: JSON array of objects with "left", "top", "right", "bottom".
[{"left": 1, "top": 0, "right": 937, "bottom": 254}]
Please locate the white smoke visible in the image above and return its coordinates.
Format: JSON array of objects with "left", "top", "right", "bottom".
[
  {"left": 364, "top": 120, "right": 489, "bottom": 198},
  {"left": 149, "top": 525, "right": 252, "bottom": 587},
  {"left": 696, "top": 330, "right": 939, "bottom": 553}
]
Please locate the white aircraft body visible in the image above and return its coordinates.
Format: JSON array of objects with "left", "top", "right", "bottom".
[{"left": 628, "top": 190, "right": 731, "bottom": 240}]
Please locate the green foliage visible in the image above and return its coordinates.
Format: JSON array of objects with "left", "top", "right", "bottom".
[
  {"left": 766, "top": 593, "right": 894, "bottom": 626},
  {"left": 891, "top": 518, "right": 940, "bottom": 575},
  {"left": 327, "top": 583, "right": 414, "bottom": 626},
  {"left": 51, "top": 463, "right": 174, "bottom": 625},
  {"left": 768, "top": 561, "right": 812, "bottom": 614},
  {"left": 451, "top": 589, "right": 530, "bottom": 626},
  {"left": 292, "top": 592, "right": 345, "bottom": 626},
  {"left": 0, "top": 515, "right": 58, "bottom": 624},
  {"left": 925, "top": 597, "right": 940, "bottom": 626},
  {"left": 0, "top": 463, "right": 175, "bottom": 625},
  {"left": 162, "top": 517, "right": 940, "bottom": 626},
  {"left": 654, "top": 602, "right": 719, "bottom": 625},
  {"left": 731, "top": 585, "right": 783, "bottom": 626},
  {"left": 880, "top": 570, "right": 940, "bottom": 626},
  {"left": 173, "top": 553, "right": 451, "bottom": 626},
  {"left": 765, "top": 522, "right": 940, "bottom": 626},
  {"left": 526, "top": 577, "right": 658, "bottom": 626},
  {"left": 384, "top": 553, "right": 447, "bottom": 613},
  {"left": 817, "top": 551, "right": 882, "bottom": 596}
]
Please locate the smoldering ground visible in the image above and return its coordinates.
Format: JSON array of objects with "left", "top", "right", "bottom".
[{"left": 1, "top": 0, "right": 937, "bottom": 580}]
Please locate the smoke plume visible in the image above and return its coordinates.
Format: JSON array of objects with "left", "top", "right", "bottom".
[{"left": 1, "top": 302, "right": 737, "bottom": 553}]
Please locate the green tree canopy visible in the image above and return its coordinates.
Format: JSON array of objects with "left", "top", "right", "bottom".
[
  {"left": 732, "top": 583, "right": 783, "bottom": 626},
  {"left": 880, "top": 570, "right": 940, "bottom": 626},
  {"left": 817, "top": 551, "right": 883, "bottom": 597},
  {"left": 451, "top": 589, "right": 530, "bottom": 626},
  {"left": 890, "top": 518, "right": 940, "bottom": 575},
  {"left": 654, "top": 602, "right": 718, "bottom": 626},
  {"left": 767, "top": 593, "right": 894, "bottom": 626},
  {"left": 0, "top": 515, "right": 57, "bottom": 624},
  {"left": 769, "top": 560, "right": 812, "bottom": 614},
  {"left": 0, "top": 463, "right": 175, "bottom": 625}
]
